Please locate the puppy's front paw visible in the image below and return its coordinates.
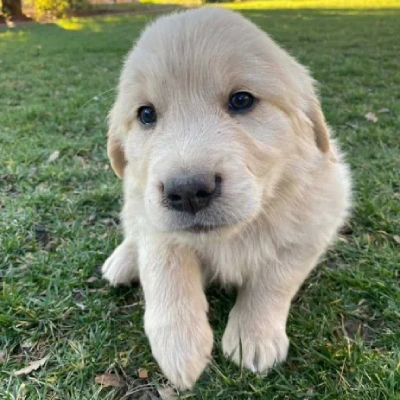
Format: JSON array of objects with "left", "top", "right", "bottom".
[
  {"left": 145, "top": 313, "right": 213, "bottom": 390},
  {"left": 102, "top": 240, "right": 139, "bottom": 286},
  {"left": 222, "top": 310, "right": 289, "bottom": 374}
]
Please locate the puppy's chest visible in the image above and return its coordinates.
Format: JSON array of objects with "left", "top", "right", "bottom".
[{"left": 196, "top": 231, "right": 279, "bottom": 286}]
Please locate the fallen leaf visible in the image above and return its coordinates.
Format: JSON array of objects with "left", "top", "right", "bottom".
[
  {"left": 138, "top": 369, "right": 148, "bottom": 379},
  {"left": 0, "top": 351, "right": 5, "bottom": 363},
  {"left": 95, "top": 373, "right": 125, "bottom": 387},
  {"left": 378, "top": 108, "right": 390, "bottom": 114},
  {"left": 158, "top": 386, "right": 177, "bottom": 400},
  {"left": 393, "top": 235, "right": 400, "bottom": 245},
  {"left": 364, "top": 112, "right": 378, "bottom": 123},
  {"left": 47, "top": 150, "right": 60, "bottom": 163},
  {"left": 85, "top": 276, "right": 98, "bottom": 283},
  {"left": 13, "top": 356, "right": 49, "bottom": 376}
]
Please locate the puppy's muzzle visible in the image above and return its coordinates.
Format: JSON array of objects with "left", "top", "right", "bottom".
[{"left": 163, "top": 174, "right": 222, "bottom": 214}]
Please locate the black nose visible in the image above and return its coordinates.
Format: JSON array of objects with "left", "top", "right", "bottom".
[{"left": 163, "top": 174, "right": 221, "bottom": 214}]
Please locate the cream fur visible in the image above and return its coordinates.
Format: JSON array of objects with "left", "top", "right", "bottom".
[{"left": 101, "top": 7, "right": 351, "bottom": 390}]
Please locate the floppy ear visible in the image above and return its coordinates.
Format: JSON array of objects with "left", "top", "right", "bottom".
[
  {"left": 308, "top": 99, "right": 330, "bottom": 154},
  {"left": 107, "top": 130, "right": 126, "bottom": 179}
]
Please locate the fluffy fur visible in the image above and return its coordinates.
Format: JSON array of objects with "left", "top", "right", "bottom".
[{"left": 102, "top": 7, "right": 351, "bottom": 390}]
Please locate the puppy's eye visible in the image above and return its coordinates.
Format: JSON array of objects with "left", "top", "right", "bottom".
[
  {"left": 229, "top": 92, "right": 254, "bottom": 113},
  {"left": 138, "top": 106, "right": 157, "bottom": 125}
]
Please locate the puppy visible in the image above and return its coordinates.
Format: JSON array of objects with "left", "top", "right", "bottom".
[{"left": 102, "top": 7, "right": 351, "bottom": 390}]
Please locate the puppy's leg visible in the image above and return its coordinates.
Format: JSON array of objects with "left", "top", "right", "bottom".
[
  {"left": 102, "top": 239, "right": 139, "bottom": 286},
  {"left": 222, "top": 255, "right": 319, "bottom": 374},
  {"left": 139, "top": 238, "right": 213, "bottom": 390}
]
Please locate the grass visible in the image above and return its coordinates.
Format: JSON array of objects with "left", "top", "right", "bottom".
[
  {"left": 140, "top": 0, "right": 400, "bottom": 8},
  {"left": 1, "top": 3, "right": 400, "bottom": 400}
]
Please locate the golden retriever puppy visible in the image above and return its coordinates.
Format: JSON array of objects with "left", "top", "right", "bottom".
[{"left": 102, "top": 7, "right": 351, "bottom": 389}]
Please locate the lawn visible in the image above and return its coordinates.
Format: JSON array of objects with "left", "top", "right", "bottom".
[{"left": 1, "top": 3, "right": 400, "bottom": 400}]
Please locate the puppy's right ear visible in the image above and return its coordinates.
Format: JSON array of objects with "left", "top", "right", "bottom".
[{"left": 107, "top": 130, "right": 126, "bottom": 179}]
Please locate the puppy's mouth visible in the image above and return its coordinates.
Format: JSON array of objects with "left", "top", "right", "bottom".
[{"left": 182, "top": 224, "right": 222, "bottom": 234}]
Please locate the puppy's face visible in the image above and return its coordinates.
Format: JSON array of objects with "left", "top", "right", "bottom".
[{"left": 108, "top": 9, "right": 330, "bottom": 236}]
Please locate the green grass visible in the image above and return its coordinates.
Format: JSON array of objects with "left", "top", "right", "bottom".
[
  {"left": 1, "top": 5, "right": 400, "bottom": 400},
  {"left": 139, "top": 0, "right": 400, "bottom": 8}
]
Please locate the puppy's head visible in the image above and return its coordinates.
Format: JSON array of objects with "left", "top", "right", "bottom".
[{"left": 108, "top": 8, "right": 331, "bottom": 236}]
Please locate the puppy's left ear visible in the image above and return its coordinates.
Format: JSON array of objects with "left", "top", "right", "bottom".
[
  {"left": 107, "top": 130, "right": 126, "bottom": 179},
  {"left": 308, "top": 99, "right": 330, "bottom": 154}
]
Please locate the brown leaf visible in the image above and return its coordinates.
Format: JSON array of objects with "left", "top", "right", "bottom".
[
  {"left": 85, "top": 276, "right": 98, "bottom": 283},
  {"left": 95, "top": 373, "right": 125, "bottom": 387},
  {"left": 364, "top": 112, "right": 378, "bottom": 123},
  {"left": 0, "top": 351, "right": 5, "bottom": 363},
  {"left": 138, "top": 369, "right": 149, "bottom": 379},
  {"left": 393, "top": 235, "right": 400, "bottom": 245},
  {"left": 47, "top": 150, "right": 60, "bottom": 163},
  {"left": 13, "top": 356, "right": 49, "bottom": 376}
]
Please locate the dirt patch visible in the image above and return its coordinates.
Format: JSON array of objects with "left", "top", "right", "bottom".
[
  {"left": 0, "top": 13, "right": 33, "bottom": 25},
  {"left": 343, "top": 319, "right": 382, "bottom": 344}
]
